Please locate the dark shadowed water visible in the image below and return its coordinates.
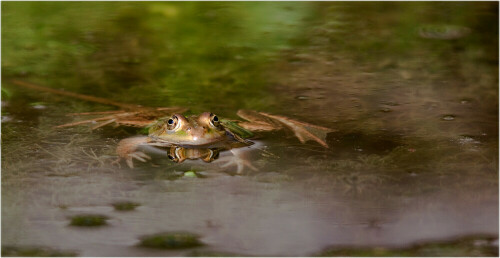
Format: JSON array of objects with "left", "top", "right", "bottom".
[{"left": 1, "top": 2, "right": 498, "bottom": 256}]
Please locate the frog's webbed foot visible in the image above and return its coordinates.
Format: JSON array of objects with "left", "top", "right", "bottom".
[
  {"left": 219, "top": 156, "right": 257, "bottom": 174},
  {"left": 237, "top": 110, "right": 334, "bottom": 148},
  {"left": 215, "top": 149, "right": 257, "bottom": 174},
  {"left": 116, "top": 136, "right": 152, "bottom": 168}
]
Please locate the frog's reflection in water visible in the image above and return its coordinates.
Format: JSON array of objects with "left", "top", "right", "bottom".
[
  {"left": 157, "top": 142, "right": 261, "bottom": 174},
  {"left": 166, "top": 146, "right": 221, "bottom": 163}
]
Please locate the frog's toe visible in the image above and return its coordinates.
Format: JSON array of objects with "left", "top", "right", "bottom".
[
  {"left": 219, "top": 156, "right": 257, "bottom": 174},
  {"left": 125, "top": 152, "right": 151, "bottom": 168},
  {"left": 126, "top": 158, "right": 135, "bottom": 169},
  {"left": 129, "top": 151, "right": 151, "bottom": 162}
]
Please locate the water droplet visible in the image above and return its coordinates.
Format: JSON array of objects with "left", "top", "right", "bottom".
[{"left": 442, "top": 115, "right": 455, "bottom": 121}]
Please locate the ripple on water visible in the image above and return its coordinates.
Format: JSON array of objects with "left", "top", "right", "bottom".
[
  {"left": 457, "top": 135, "right": 481, "bottom": 145},
  {"left": 441, "top": 115, "right": 456, "bottom": 121}
]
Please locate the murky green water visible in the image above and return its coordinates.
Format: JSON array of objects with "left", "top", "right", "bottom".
[{"left": 2, "top": 2, "right": 498, "bottom": 256}]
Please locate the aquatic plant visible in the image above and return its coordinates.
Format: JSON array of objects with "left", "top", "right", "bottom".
[
  {"left": 138, "top": 232, "right": 203, "bottom": 249},
  {"left": 69, "top": 214, "right": 109, "bottom": 227},
  {"left": 112, "top": 201, "right": 140, "bottom": 211}
]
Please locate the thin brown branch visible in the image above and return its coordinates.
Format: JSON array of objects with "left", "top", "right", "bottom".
[{"left": 10, "top": 79, "right": 141, "bottom": 110}]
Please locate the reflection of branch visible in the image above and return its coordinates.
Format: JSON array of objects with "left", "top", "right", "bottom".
[{"left": 11, "top": 79, "right": 140, "bottom": 110}]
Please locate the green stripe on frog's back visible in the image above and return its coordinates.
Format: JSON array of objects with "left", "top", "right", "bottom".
[
  {"left": 148, "top": 118, "right": 167, "bottom": 136},
  {"left": 220, "top": 119, "right": 254, "bottom": 139}
]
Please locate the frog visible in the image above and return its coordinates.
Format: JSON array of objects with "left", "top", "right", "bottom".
[
  {"left": 116, "top": 110, "right": 333, "bottom": 173},
  {"left": 9, "top": 80, "right": 334, "bottom": 173},
  {"left": 116, "top": 112, "right": 252, "bottom": 169}
]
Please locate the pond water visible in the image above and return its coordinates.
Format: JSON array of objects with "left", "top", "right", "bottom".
[{"left": 1, "top": 2, "right": 498, "bottom": 256}]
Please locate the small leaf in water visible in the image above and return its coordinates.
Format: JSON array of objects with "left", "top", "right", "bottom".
[
  {"left": 139, "top": 232, "right": 203, "bottom": 249},
  {"left": 69, "top": 214, "right": 109, "bottom": 227},
  {"left": 112, "top": 201, "right": 140, "bottom": 211},
  {"left": 184, "top": 171, "right": 197, "bottom": 178}
]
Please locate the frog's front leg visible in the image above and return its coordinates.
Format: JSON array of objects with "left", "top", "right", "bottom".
[{"left": 116, "top": 136, "right": 152, "bottom": 168}]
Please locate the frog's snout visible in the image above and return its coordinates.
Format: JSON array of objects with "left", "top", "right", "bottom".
[{"left": 188, "top": 127, "right": 206, "bottom": 142}]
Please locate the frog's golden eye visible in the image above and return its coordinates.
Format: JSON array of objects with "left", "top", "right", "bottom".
[
  {"left": 209, "top": 113, "right": 220, "bottom": 127},
  {"left": 166, "top": 115, "right": 180, "bottom": 131}
]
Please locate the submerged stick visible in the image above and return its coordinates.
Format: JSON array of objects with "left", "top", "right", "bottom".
[{"left": 10, "top": 79, "right": 141, "bottom": 110}]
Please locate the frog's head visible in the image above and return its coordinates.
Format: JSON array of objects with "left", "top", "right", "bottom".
[{"left": 149, "top": 112, "right": 227, "bottom": 146}]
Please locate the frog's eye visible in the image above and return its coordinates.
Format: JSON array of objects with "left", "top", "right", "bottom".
[
  {"left": 209, "top": 113, "right": 220, "bottom": 127},
  {"left": 166, "top": 115, "right": 180, "bottom": 130}
]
